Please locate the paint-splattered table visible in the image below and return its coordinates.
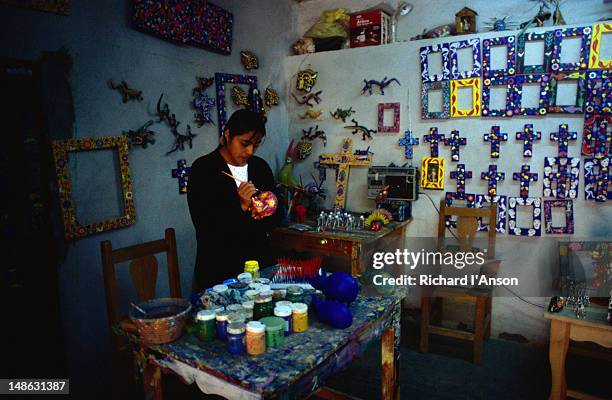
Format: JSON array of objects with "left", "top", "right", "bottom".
[{"left": 127, "top": 295, "right": 401, "bottom": 400}]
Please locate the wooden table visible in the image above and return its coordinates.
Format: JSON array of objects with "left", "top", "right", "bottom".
[
  {"left": 271, "top": 220, "right": 410, "bottom": 277},
  {"left": 544, "top": 302, "right": 612, "bottom": 400},
  {"left": 125, "top": 295, "right": 402, "bottom": 400}
]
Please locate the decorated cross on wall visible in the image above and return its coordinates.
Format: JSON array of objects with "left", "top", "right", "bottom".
[
  {"left": 444, "top": 130, "right": 467, "bottom": 162},
  {"left": 516, "top": 124, "right": 541, "bottom": 157},
  {"left": 398, "top": 130, "right": 419, "bottom": 159},
  {"left": 172, "top": 159, "right": 190, "bottom": 194},
  {"left": 513, "top": 165, "right": 538, "bottom": 198},
  {"left": 450, "top": 164, "right": 472, "bottom": 198},
  {"left": 481, "top": 165, "right": 505, "bottom": 196},
  {"left": 319, "top": 138, "right": 372, "bottom": 210},
  {"left": 423, "top": 127, "right": 445, "bottom": 157},
  {"left": 483, "top": 126, "right": 508, "bottom": 158},
  {"left": 550, "top": 124, "right": 577, "bottom": 156}
]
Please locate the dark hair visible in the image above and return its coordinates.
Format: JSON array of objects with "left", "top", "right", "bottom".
[{"left": 225, "top": 109, "right": 266, "bottom": 140}]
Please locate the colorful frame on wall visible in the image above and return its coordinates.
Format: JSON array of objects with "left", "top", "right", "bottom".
[
  {"left": 517, "top": 31, "right": 553, "bottom": 74},
  {"left": 420, "top": 43, "right": 450, "bottom": 82},
  {"left": 449, "top": 38, "right": 482, "bottom": 80},
  {"left": 589, "top": 23, "right": 612, "bottom": 69},
  {"left": 482, "top": 36, "right": 516, "bottom": 78},
  {"left": 215, "top": 73, "right": 258, "bottom": 136},
  {"left": 581, "top": 115, "right": 611, "bottom": 157},
  {"left": 421, "top": 81, "right": 450, "bottom": 119},
  {"left": 421, "top": 157, "right": 445, "bottom": 190},
  {"left": 550, "top": 26, "right": 592, "bottom": 72},
  {"left": 0, "top": 0, "right": 70, "bottom": 15},
  {"left": 543, "top": 157, "right": 580, "bottom": 199},
  {"left": 544, "top": 200, "right": 574, "bottom": 234},
  {"left": 51, "top": 136, "right": 135, "bottom": 240},
  {"left": 475, "top": 195, "right": 507, "bottom": 233},
  {"left": 377, "top": 103, "right": 400, "bottom": 133},
  {"left": 482, "top": 76, "right": 515, "bottom": 118},
  {"left": 450, "top": 78, "right": 481, "bottom": 117},
  {"left": 191, "top": 1, "right": 234, "bottom": 55},
  {"left": 512, "top": 74, "right": 551, "bottom": 116},
  {"left": 584, "top": 157, "right": 611, "bottom": 202},
  {"left": 585, "top": 70, "right": 611, "bottom": 116},
  {"left": 507, "top": 196, "right": 542, "bottom": 237},
  {"left": 548, "top": 72, "right": 585, "bottom": 114}
]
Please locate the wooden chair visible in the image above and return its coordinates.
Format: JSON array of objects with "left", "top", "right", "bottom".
[
  {"left": 419, "top": 200, "right": 499, "bottom": 364},
  {"left": 100, "top": 228, "right": 182, "bottom": 396}
]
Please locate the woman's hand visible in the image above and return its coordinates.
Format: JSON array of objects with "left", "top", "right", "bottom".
[{"left": 237, "top": 181, "right": 257, "bottom": 211}]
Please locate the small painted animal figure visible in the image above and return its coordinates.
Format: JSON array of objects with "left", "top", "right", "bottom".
[
  {"left": 166, "top": 125, "right": 197, "bottom": 156},
  {"left": 344, "top": 119, "right": 375, "bottom": 141},
  {"left": 300, "top": 109, "right": 323, "bottom": 120},
  {"left": 231, "top": 86, "right": 250, "bottom": 108},
  {"left": 109, "top": 80, "right": 143, "bottom": 102},
  {"left": 278, "top": 140, "right": 300, "bottom": 188},
  {"left": 193, "top": 92, "right": 216, "bottom": 126},
  {"left": 301, "top": 125, "right": 327, "bottom": 146},
  {"left": 296, "top": 68, "right": 318, "bottom": 92},
  {"left": 240, "top": 50, "right": 259, "bottom": 70},
  {"left": 361, "top": 76, "right": 400, "bottom": 95},
  {"left": 264, "top": 87, "right": 280, "bottom": 108},
  {"left": 330, "top": 107, "right": 355, "bottom": 122},
  {"left": 123, "top": 120, "right": 156, "bottom": 148},
  {"left": 156, "top": 93, "right": 171, "bottom": 123},
  {"left": 292, "top": 90, "right": 322, "bottom": 107},
  {"left": 193, "top": 76, "right": 214, "bottom": 95}
]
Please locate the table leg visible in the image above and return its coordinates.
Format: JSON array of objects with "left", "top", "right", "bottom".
[
  {"left": 548, "top": 319, "right": 570, "bottom": 400},
  {"left": 143, "top": 357, "right": 163, "bottom": 400},
  {"left": 381, "top": 305, "right": 401, "bottom": 400}
]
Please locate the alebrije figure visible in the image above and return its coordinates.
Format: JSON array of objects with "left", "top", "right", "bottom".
[
  {"left": 300, "top": 109, "right": 323, "bottom": 120},
  {"left": 193, "top": 92, "right": 216, "bottom": 126},
  {"left": 166, "top": 125, "right": 196, "bottom": 156},
  {"left": 193, "top": 76, "right": 215, "bottom": 95},
  {"left": 292, "top": 90, "right": 323, "bottom": 107},
  {"left": 264, "top": 87, "right": 280, "bottom": 108},
  {"left": 361, "top": 77, "right": 400, "bottom": 95},
  {"left": 301, "top": 125, "right": 327, "bottom": 146},
  {"left": 231, "top": 86, "right": 250, "bottom": 108},
  {"left": 122, "top": 120, "right": 156, "bottom": 148},
  {"left": 278, "top": 140, "right": 300, "bottom": 188},
  {"left": 344, "top": 118, "right": 376, "bottom": 141},
  {"left": 108, "top": 80, "right": 143, "bottom": 102},
  {"left": 240, "top": 50, "right": 259, "bottom": 70},
  {"left": 330, "top": 107, "right": 355, "bottom": 122},
  {"left": 296, "top": 68, "right": 318, "bottom": 92}
]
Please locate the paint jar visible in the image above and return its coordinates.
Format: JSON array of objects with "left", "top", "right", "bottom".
[
  {"left": 215, "top": 310, "right": 230, "bottom": 341},
  {"left": 228, "top": 281, "right": 249, "bottom": 294},
  {"left": 275, "top": 300, "right": 293, "bottom": 309},
  {"left": 259, "top": 284, "right": 271, "bottom": 293},
  {"left": 228, "top": 312, "right": 246, "bottom": 325},
  {"left": 259, "top": 316, "right": 285, "bottom": 348},
  {"left": 286, "top": 286, "right": 304, "bottom": 303},
  {"left": 195, "top": 310, "right": 216, "bottom": 342},
  {"left": 227, "top": 304, "right": 244, "bottom": 313},
  {"left": 244, "top": 289, "right": 259, "bottom": 300},
  {"left": 248, "top": 282, "right": 263, "bottom": 291},
  {"left": 237, "top": 272, "right": 253, "bottom": 284},
  {"left": 245, "top": 321, "right": 266, "bottom": 356},
  {"left": 292, "top": 303, "right": 308, "bottom": 333},
  {"left": 213, "top": 284, "right": 228, "bottom": 294},
  {"left": 255, "top": 278, "right": 270, "bottom": 285},
  {"left": 209, "top": 304, "right": 225, "bottom": 314},
  {"left": 244, "top": 260, "right": 260, "bottom": 280},
  {"left": 274, "top": 305, "right": 292, "bottom": 336},
  {"left": 253, "top": 293, "right": 274, "bottom": 320},
  {"left": 226, "top": 322, "right": 246, "bottom": 355}
]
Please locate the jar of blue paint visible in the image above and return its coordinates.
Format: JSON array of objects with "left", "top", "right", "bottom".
[
  {"left": 226, "top": 322, "right": 246, "bottom": 355},
  {"left": 215, "top": 310, "right": 230, "bottom": 341},
  {"left": 274, "top": 305, "right": 292, "bottom": 336}
]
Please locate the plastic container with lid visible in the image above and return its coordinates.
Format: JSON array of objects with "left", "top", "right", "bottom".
[
  {"left": 227, "top": 312, "right": 246, "bottom": 325},
  {"left": 195, "top": 310, "right": 216, "bottom": 342},
  {"left": 244, "top": 260, "right": 260, "bottom": 280},
  {"left": 291, "top": 303, "right": 308, "bottom": 333},
  {"left": 213, "top": 284, "right": 228, "bottom": 294},
  {"left": 275, "top": 300, "right": 292, "bottom": 308},
  {"left": 274, "top": 305, "right": 292, "bottom": 336},
  {"left": 226, "top": 322, "right": 246, "bottom": 355},
  {"left": 248, "top": 282, "right": 263, "bottom": 291},
  {"left": 227, "top": 304, "right": 244, "bottom": 313},
  {"left": 253, "top": 293, "right": 274, "bottom": 320},
  {"left": 245, "top": 321, "right": 266, "bottom": 355},
  {"left": 255, "top": 277, "right": 270, "bottom": 285},
  {"left": 259, "top": 316, "right": 285, "bottom": 347},
  {"left": 215, "top": 310, "right": 231, "bottom": 341},
  {"left": 259, "top": 284, "right": 271, "bottom": 293},
  {"left": 244, "top": 289, "right": 259, "bottom": 300},
  {"left": 237, "top": 272, "right": 253, "bottom": 283},
  {"left": 241, "top": 300, "right": 254, "bottom": 310},
  {"left": 286, "top": 286, "right": 304, "bottom": 303}
]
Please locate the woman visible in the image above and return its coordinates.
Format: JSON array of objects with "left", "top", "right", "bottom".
[{"left": 187, "top": 109, "right": 280, "bottom": 291}]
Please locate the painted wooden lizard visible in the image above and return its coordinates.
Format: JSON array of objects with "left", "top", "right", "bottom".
[
  {"left": 300, "top": 109, "right": 323, "bottom": 120},
  {"left": 330, "top": 107, "right": 355, "bottom": 122},
  {"left": 108, "top": 80, "right": 143, "bottom": 102},
  {"left": 344, "top": 119, "right": 375, "bottom": 140},
  {"left": 361, "top": 77, "right": 400, "bottom": 95},
  {"left": 292, "top": 90, "right": 322, "bottom": 107}
]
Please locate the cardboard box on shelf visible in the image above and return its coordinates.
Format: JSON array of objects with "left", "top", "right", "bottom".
[{"left": 349, "top": 9, "right": 391, "bottom": 48}]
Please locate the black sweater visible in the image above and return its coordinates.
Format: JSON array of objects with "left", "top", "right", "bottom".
[{"left": 187, "top": 149, "right": 280, "bottom": 290}]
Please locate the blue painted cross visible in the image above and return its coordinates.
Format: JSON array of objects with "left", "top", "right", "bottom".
[
  {"left": 481, "top": 164, "right": 505, "bottom": 196},
  {"left": 516, "top": 124, "right": 541, "bottom": 158},
  {"left": 172, "top": 159, "right": 190, "bottom": 194},
  {"left": 450, "top": 163, "right": 472, "bottom": 197},
  {"left": 483, "top": 126, "right": 508, "bottom": 158},
  {"left": 444, "top": 130, "right": 467, "bottom": 162},
  {"left": 423, "top": 127, "right": 445, "bottom": 157},
  {"left": 550, "top": 124, "right": 577, "bottom": 157},
  {"left": 512, "top": 165, "right": 538, "bottom": 198},
  {"left": 398, "top": 129, "right": 419, "bottom": 159}
]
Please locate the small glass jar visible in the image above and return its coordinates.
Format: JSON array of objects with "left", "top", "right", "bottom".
[
  {"left": 244, "top": 260, "right": 260, "bottom": 280},
  {"left": 227, "top": 322, "right": 246, "bottom": 355},
  {"left": 286, "top": 286, "right": 304, "bottom": 303},
  {"left": 227, "top": 304, "right": 244, "bottom": 313},
  {"left": 292, "top": 303, "right": 308, "bottom": 333},
  {"left": 253, "top": 293, "right": 274, "bottom": 320},
  {"left": 259, "top": 284, "right": 271, "bottom": 293},
  {"left": 215, "top": 310, "right": 230, "bottom": 341},
  {"left": 275, "top": 300, "right": 292, "bottom": 309},
  {"left": 213, "top": 284, "right": 228, "bottom": 294},
  {"left": 259, "top": 316, "right": 285, "bottom": 348},
  {"left": 244, "top": 289, "right": 259, "bottom": 300},
  {"left": 237, "top": 272, "right": 253, "bottom": 284},
  {"left": 255, "top": 277, "right": 270, "bottom": 285},
  {"left": 274, "top": 305, "right": 292, "bottom": 336},
  {"left": 245, "top": 321, "right": 266, "bottom": 355},
  {"left": 248, "top": 282, "right": 263, "bottom": 291},
  {"left": 195, "top": 310, "right": 216, "bottom": 342},
  {"left": 227, "top": 312, "right": 246, "bottom": 325}
]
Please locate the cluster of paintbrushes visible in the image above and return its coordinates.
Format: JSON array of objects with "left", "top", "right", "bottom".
[{"left": 272, "top": 257, "right": 322, "bottom": 284}]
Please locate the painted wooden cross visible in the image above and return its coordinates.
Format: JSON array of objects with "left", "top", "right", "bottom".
[
  {"left": 481, "top": 164, "right": 505, "bottom": 196},
  {"left": 543, "top": 157, "right": 580, "bottom": 199},
  {"left": 550, "top": 124, "right": 577, "bottom": 156},
  {"left": 172, "top": 159, "right": 190, "bottom": 194},
  {"left": 444, "top": 130, "right": 467, "bottom": 162},
  {"left": 319, "top": 138, "right": 372, "bottom": 210},
  {"left": 483, "top": 125, "right": 508, "bottom": 158},
  {"left": 450, "top": 163, "right": 472, "bottom": 198},
  {"left": 516, "top": 124, "right": 541, "bottom": 157},
  {"left": 398, "top": 129, "right": 419, "bottom": 159},
  {"left": 423, "top": 127, "right": 445, "bottom": 157},
  {"left": 512, "top": 165, "right": 538, "bottom": 198}
]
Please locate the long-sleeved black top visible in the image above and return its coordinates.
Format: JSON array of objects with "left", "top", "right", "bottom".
[{"left": 187, "top": 148, "right": 280, "bottom": 290}]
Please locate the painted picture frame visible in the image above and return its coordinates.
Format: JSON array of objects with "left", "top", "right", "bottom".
[
  {"left": 584, "top": 157, "right": 611, "bottom": 202},
  {"left": 421, "top": 157, "right": 445, "bottom": 190},
  {"left": 584, "top": 70, "right": 611, "bottom": 116},
  {"left": 420, "top": 43, "right": 450, "bottom": 83},
  {"left": 482, "top": 76, "right": 515, "bottom": 117},
  {"left": 548, "top": 72, "right": 586, "bottom": 114},
  {"left": 581, "top": 114, "right": 611, "bottom": 157},
  {"left": 421, "top": 81, "right": 450, "bottom": 119},
  {"left": 517, "top": 31, "right": 553, "bottom": 74},
  {"left": 550, "top": 26, "right": 592, "bottom": 72},
  {"left": 512, "top": 74, "right": 551, "bottom": 116},
  {"left": 482, "top": 35, "right": 516, "bottom": 78},
  {"left": 589, "top": 23, "right": 612, "bottom": 69},
  {"left": 0, "top": 0, "right": 70, "bottom": 15},
  {"left": 544, "top": 200, "right": 574, "bottom": 234},
  {"left": 543, "top": 157, "right": 580, "bottom": 199},
  {"left": 449, "top": 38, "right": 482, "bottom": 80},
  {"left": 450, "top": 78, "right": 481, "bottom": 117},
  {"left": 377, "top": 103, "right": 400, "bottom": 133},
  {"left": 475, "top": 195, "right": 507, "bottom": 233},
  {"left": 51, "top": 136, "right": 135, "bottom": 240},
  {"left": 215, "top": 73, "right": 259, "bottom": 136},
  {"left": 507, "top": 196, "right": 542, "bottom": 237}
]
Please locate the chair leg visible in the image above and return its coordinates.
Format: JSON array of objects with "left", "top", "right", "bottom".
[
  {"left": 420, "top": 296, "right": 430, "bottom": 353},
  {"left": 473, "top": 297, "right": 486, "bottom": 364},
  {"left": 485, "top": 296, "right": 492, "bottom": 340}
]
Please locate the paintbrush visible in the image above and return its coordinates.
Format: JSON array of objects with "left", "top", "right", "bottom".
[
  {"left": 130, "top": 302, "right": 147, "bottom": 316},
  {"left": 221, "top": 170, "right": 260, "bottom": 194}
]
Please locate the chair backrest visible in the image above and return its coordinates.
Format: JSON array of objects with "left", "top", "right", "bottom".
[
  {"left": 100, "top": 228, "right": 181, "bottom": 327},
  {"left": 437, "top": 199, "right": 497, "bottom": 258}
]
